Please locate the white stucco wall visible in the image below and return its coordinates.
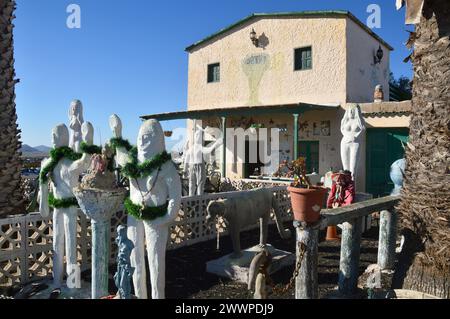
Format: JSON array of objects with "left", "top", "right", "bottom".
[
  {"left": 187, "top": 17, "right": 348, "bottom": 110},
  {"left": 346, "top": 17, "right": 391, "bottom": 103}
]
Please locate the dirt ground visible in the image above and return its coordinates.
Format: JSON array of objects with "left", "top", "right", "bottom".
[{"left": 107, "top": 222, "right": 379, "bottom": 299}]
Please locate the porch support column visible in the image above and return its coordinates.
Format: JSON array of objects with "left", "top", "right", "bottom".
[
  {"left": 221, "top": 116, "right": 227, "bottom": 178},
  {"left": 293, "top": 113, "right": 299, "bottom": 160}
]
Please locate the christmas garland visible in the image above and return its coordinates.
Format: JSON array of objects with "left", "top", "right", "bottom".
[
  {"left": 80, "top": 142, "right": 102, "bottom": 155},
  {"left": 39, "top": 147, "right": 82, "bottom": 183},
  {"left": 121, "top": 150, "right": 172, "bottom": 179},
  {"left": 48, "top": 193, "right": 79, "bottom": 209},
  {"left": 109, "top": 137, "right": 134, "bottom": 152},
  {"left": 124, "top": 198, "right": 168, "bottom": 221}
]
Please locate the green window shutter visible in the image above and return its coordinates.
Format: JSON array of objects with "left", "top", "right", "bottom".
[
  {"left": 294, "top": 47, "right": 312, "bottom": 71},
  {"left": 207, "top": 63, "right": 220, "bottom": 83}
]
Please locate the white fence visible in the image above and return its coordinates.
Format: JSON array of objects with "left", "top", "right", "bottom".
[{"left": 0, "top": 186, "right": 291, "bottom": 289}]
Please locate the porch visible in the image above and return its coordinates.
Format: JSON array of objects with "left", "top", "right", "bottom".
[{"left": 141, "top": 102, "right": 341, "bottom": 180}]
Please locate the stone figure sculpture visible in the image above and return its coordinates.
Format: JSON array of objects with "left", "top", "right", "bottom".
[
  {"left": 39, "top": 122, "right": 94, "bottom": 288},
  {"left": 390, "top": 158, "right": 406, "bottom": 196},
  {"left": 109, "top": 115, "right": 182, "bottom": 299},
  {"left": 183, "top": 122, "right": 222, "bottom": 196},
  {"left": 114, "top": 225, "right": 135, "bottom": 299},
  {"left": 205, "top": 188, "right": 291, "bottom": 259},
  {"left": 340, "top": 105, "right": 366, "bottom": 181},
  {"left": 248, "top": 248, "right": 272, "bottom": 299},
  {"left": 69, "top": 100, "right": 84, "bottom": 153}
]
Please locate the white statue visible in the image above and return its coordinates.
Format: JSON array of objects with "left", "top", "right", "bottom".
[
  {"left": 109, "top": 115, "right": 182, "bottom": 299},
  {"left": 183, "top": 121, "right": 222, "bottom": 196},
  {"left": 39, "top": 122, "right": 93, "bottom": 288},
  {"left": 340, "top": 105, "right": 366, "bottom": 181},
  {"left": 69, "top": 100, "right": 84, "bottom": 153}
]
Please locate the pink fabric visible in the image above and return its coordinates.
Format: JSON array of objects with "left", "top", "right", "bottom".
[{"left": 327, "top": 177, "right": 355, "bottom": 208}]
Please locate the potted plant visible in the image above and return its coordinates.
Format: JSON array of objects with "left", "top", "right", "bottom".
[{"left": 274, "top": 158, "right": 327, "bottom": 223}]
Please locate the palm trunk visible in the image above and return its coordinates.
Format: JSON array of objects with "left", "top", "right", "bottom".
[
  {"left": 0, "top": 0, "right": 25, "bottom": 216},
  {"left": 397, "top": 0, "right": 450, "bottom": 298}
]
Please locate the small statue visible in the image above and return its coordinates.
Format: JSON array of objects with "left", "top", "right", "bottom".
[
  {"left": 326, "top": 170, "right": 355, "bottom": 209},
  {"left": 374, "top": 85, "right": 384, "bottom": 103},
  {"left": 206, "top": 188, "right": 291, "bottom": 259},
  {"left": 69, "top": 100, "right": 84, "bottom": 153},
  {"left": 183, "top": 121, "right": 222, "bottom": 196},
  {"left": 340, "top": 105, "right": 366, "bottom": 182},
  {"left": 390, "top": 159, "right": 406, "bottom": 196},
  {"left": 114, "top": 225, "right": 135, "bottom": 299}
]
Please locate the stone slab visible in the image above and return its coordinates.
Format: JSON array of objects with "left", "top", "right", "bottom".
[{"left": 206, "top": 244, "right": 295, "bottom": 283}]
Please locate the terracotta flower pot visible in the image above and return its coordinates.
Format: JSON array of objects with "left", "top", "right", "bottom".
[{"left": 288, "top": 186, "right": 327, "bottom": 223}]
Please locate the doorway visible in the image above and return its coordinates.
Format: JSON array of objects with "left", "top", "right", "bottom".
[{"left": 366, "top": 128, "right": 409, "bottom": 197}]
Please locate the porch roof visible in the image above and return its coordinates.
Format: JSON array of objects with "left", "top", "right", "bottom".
[
  {"left": 359, "top": 100, "right": 412, "bottom": 118},
  {"left": 140, "top": 102, "right": 340, "bottom": 121}
]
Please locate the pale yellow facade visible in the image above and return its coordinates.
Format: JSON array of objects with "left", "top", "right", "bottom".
[{"left": 187, "top": 15, "right": 390, "bottom": 110}]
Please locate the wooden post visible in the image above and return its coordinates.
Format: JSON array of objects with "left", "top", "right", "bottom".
[
  {"left": 293, "top": 114, "right": 299, "bottom": 160},
  {"left": 338, "top": 217, "right": 362, "bottom": 296},
  {"left": 294, "top": 222, "right": 319, "bottom": 299},
  {"left": 377, "top": 209, "right": 398, "bottom": 270},
  {"left": 221, "top": 116, "right": 227, "bottom": 178}
]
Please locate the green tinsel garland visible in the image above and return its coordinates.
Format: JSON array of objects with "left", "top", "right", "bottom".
[
  {"left": 48, "top": 193, "right": 79, "bottom": 209},
  {"left": 109, "top": 137, "right": 134, "bottom": 152},
  {"left": 121, "top": 150, "right": 172, "bottom": 179},
  {"left": 80, "top": 142, "right": 102, "bottom": 155},
  {"left": 39, "top": 147, "right": 82, "bottom": 183},
  {"left": 124, "top": 198, "right": 168, "bottom": 221}
]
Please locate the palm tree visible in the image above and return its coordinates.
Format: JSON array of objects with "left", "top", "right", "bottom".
[
  {"left": 396, "top": 0, "right": 450, "bottom": 298},
  {"left": 0, "top": 0, "right": 25, "bottom": 217}
]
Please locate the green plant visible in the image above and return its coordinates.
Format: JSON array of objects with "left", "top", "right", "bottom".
[{"left": 274, "top": 157, "right": 312, "bottom": 188}]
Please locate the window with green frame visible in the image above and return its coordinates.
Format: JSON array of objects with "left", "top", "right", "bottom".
[
  {"left": 294, "top": 47, "right": 312, "bottom": 71},
  {"left": 207, "top": 63, "right": 220, "bottom": 83}
]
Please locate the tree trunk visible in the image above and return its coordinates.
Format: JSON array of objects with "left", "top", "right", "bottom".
[
  {"left": 0, "top": 0, "right": 25, "bottom": 216},
  {"left": 398, "top": 0, "right": 450, "bottom": 298}
]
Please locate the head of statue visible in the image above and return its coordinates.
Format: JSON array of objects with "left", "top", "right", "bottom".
[
  {"left": 109, "top": 114, "right": 122, "bottom": 137},
  {"left": 206, "top": 199, "right": 226, "bottom": 223},
  {"left": 137, "top": 119, "right": 165, "bottom": 159},
  {"left": 52, "top": 124, "right": 70, "bottom": 148},
  {"left": 69, "top": 100, "right": 83, "bottom": 119},
  {"left": 82, "top": 122, "right": 94, "bottom": 145},
  {"left": 117, "top": 225, "right": 127, "bottom": 238}
]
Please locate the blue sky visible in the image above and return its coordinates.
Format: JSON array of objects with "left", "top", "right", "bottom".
[{"left": 14, "top": 0, "right": 413, "bottom": 148}]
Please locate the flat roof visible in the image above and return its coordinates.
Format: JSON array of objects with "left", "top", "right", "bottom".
[
  {"left": 186, "top": 11, "right": 394, "bottom": 52},
  {"left": 141, "top": 102, "right": 340, "bottom": 121}
]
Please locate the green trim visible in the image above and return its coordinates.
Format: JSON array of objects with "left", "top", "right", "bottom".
[
  {"left": 80, "top": 142, "right": 102, "bottom": 155},
  {"left": 124, "top": 198, "right": 168, "bottom": 221},
  {"left": 141, "top": 103, "right": 339, "bottom": 122},
  {"left": 121, "top": 150, "right": 172, "bottom": 179},
  {"left": 221, "top": 116, "right": 227, "bottom": 178},
  {"left": 48, "top": 193, "right": 79, "bottom": 209},
  {"left": 185, "top": 11, "right": 394, "bottom": 52},
  {"left": 293, "top": 114, "right": 299, "bottom": 160},
  {"left": 39, "top": 147, "right": 82, "bottom": 183}
]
